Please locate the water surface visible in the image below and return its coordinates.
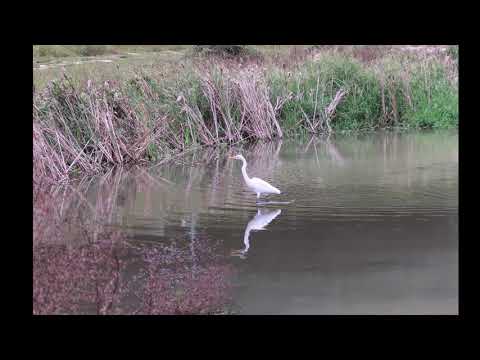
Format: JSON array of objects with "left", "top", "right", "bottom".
[{"left": 38, "top": 130, "right": 459, "bottom": 314}]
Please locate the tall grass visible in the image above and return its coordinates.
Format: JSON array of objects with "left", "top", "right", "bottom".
[{"left": 33, "top": 46, "right": 458, "bottom": 182}]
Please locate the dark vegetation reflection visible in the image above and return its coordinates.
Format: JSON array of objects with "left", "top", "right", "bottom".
[{"left": 33, "top": 168, "right": 234, "bottom": 315}]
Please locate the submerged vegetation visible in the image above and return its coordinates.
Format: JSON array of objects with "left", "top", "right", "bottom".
[{"left": 33, "top": 45, "right": 458, "bottom": 183}]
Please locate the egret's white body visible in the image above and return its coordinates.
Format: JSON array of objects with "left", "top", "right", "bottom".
[
  {"left": 231, "top": 154, "right": 281, "bottom": 199},
  {"left": 232, "top": 209, "right": 282, "bottom": 258}
]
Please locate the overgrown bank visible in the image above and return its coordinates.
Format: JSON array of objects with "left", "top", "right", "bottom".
[{"left": 33, "top": 46, "right": 458, "bottom": 183}]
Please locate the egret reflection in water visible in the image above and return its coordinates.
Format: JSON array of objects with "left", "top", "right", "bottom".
[{"left": 231, "top": 208, "right": 282, "bottom": 259}]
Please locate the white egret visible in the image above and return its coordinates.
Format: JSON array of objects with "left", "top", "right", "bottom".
[{"left": 230, "top": 154, "right": 281, "bottom": 200}]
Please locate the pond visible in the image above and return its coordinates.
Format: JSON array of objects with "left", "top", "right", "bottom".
[{"left": 33, "top": 130, "right": 458, "bottom": 314}]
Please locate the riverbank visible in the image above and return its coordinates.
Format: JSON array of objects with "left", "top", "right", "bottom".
[{"left": 33, "top": 45, "right": 458, "bottom": 183}]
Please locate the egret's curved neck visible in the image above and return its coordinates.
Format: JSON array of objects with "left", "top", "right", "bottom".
[
  {"left": 240, "top": 158, "right": 250, "bottom": 183},
  {"left": 243, "top": 227, "right": 251, "bottom": 252}
]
